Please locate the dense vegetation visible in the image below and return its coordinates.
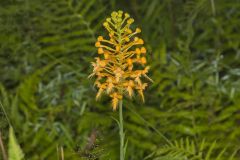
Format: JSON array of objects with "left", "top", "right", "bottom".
[{"left": 0, "top": 0, "right": 239, "bottom": 159}]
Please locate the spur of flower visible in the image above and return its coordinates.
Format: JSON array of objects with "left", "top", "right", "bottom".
[{"left": 89, "top": 10, "right": 152, "bottom": 110}]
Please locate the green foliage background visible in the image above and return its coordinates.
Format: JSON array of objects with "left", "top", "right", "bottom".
[{"left": 0, "top": 0, "right": 240, "bottom": 159}]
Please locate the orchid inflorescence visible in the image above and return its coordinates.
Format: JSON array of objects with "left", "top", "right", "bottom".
[{"left": 89, "top": 10, "right": 152, "bottom": 110}]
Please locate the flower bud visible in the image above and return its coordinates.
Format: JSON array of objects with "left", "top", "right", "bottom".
[
  {"left": 98, "top": 48, "right": 104, "bottom": 54},
  {"left": 103, "top": 22, "right": 108, "bottom": 27},
  {"left": 138, "top": 39, "right": 144, "bottom": 44},
  {"left": 141, "top": 47, "right": 146, "bottom": 54},
  {"left": 135, "top": 48, "right": 141, "bottom": 54},
  {"left": 99, "top": 61, "right": 106, "bottom": 67},
  {"left": 118, "top": 10, "right": 123, "bottom": 16},
  {"left": 136, "top": 28, "right": 141, "bottom": 33},
  {"left": 98, "top": 36, "right": 103, "bottom": 41},
  {"left": 116, "top": 46, "right": 120, "bottom": 52},
  {"left": 126, "top": 29, "right": 132, "bottom": 34},
  {"left": 111, "top": 11, "right": 117, "bottom": 17},
  {"left": 125, "top": 13, "right": 130, "bottom": 18},
  {"left": 127, "top": 59, "right": 133, "bottom": 65},
  {"left": 127, "top": 18, "right": 134, "bottom": 24},
  {"left": 104, "top": 53, "right": 109, "bottom": 59},
  {"left": 141, "top": 57, "right": 147, "bottom": 64},
  {"left": 109, "top": 32, "right": 114, "bottom": 37},
  {"left": 125, "top": 37, "right": 130, "bottom": 42},
  {"left": 134, "top": 37, "right": 139, "bottom": 42},
  {"left": 95, "top": 41, "right": 101, "bottom": 47}
]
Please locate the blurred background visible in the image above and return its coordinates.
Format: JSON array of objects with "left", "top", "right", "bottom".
[{"left": 0, "top": 0, "right": 240, "bottom": 159}]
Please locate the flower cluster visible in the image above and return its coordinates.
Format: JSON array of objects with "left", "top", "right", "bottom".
[{"left": 89, "top": 10, "right": 152, "bottom": 110}]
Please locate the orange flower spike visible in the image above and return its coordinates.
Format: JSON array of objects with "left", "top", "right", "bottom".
[{"left": 90, "top": 10, "right": 152, "bottom": 110}]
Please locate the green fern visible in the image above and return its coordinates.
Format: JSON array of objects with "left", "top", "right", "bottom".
[{"left": 152, "top": 138, "right": 237, "bottom": 160}]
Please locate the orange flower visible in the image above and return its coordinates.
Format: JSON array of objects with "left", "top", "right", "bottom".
[{"left": 90, "top": 10, "right": 152, "bottom": 110}]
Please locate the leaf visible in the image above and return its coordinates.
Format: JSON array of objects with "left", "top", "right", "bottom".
[
  {"left": 154, "top": 138, "right": 237, "bottom": 160},
  {"left": 8, "top": 127, "right": 24, "bottom": 160}
]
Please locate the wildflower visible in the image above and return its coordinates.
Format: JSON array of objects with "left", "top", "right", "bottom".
[{"left": 90, "top": 10, "right": 152, "bottom": 110}]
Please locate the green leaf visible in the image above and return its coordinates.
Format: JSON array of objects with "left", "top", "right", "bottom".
[{"left": 8, "top": 127, "right": 24, "bottom": 160}]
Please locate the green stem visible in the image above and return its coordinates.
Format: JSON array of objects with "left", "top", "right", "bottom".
[
  {"left": 0, "top": 131, "right": 7, "bottom": 160},
  {"left": 119, "top": 100, "right": 124, "bottom": 160}
]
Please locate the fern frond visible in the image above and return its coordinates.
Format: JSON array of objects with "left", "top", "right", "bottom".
[{"left": 153, "top": 138, "right": 237, "bottom": 160}]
